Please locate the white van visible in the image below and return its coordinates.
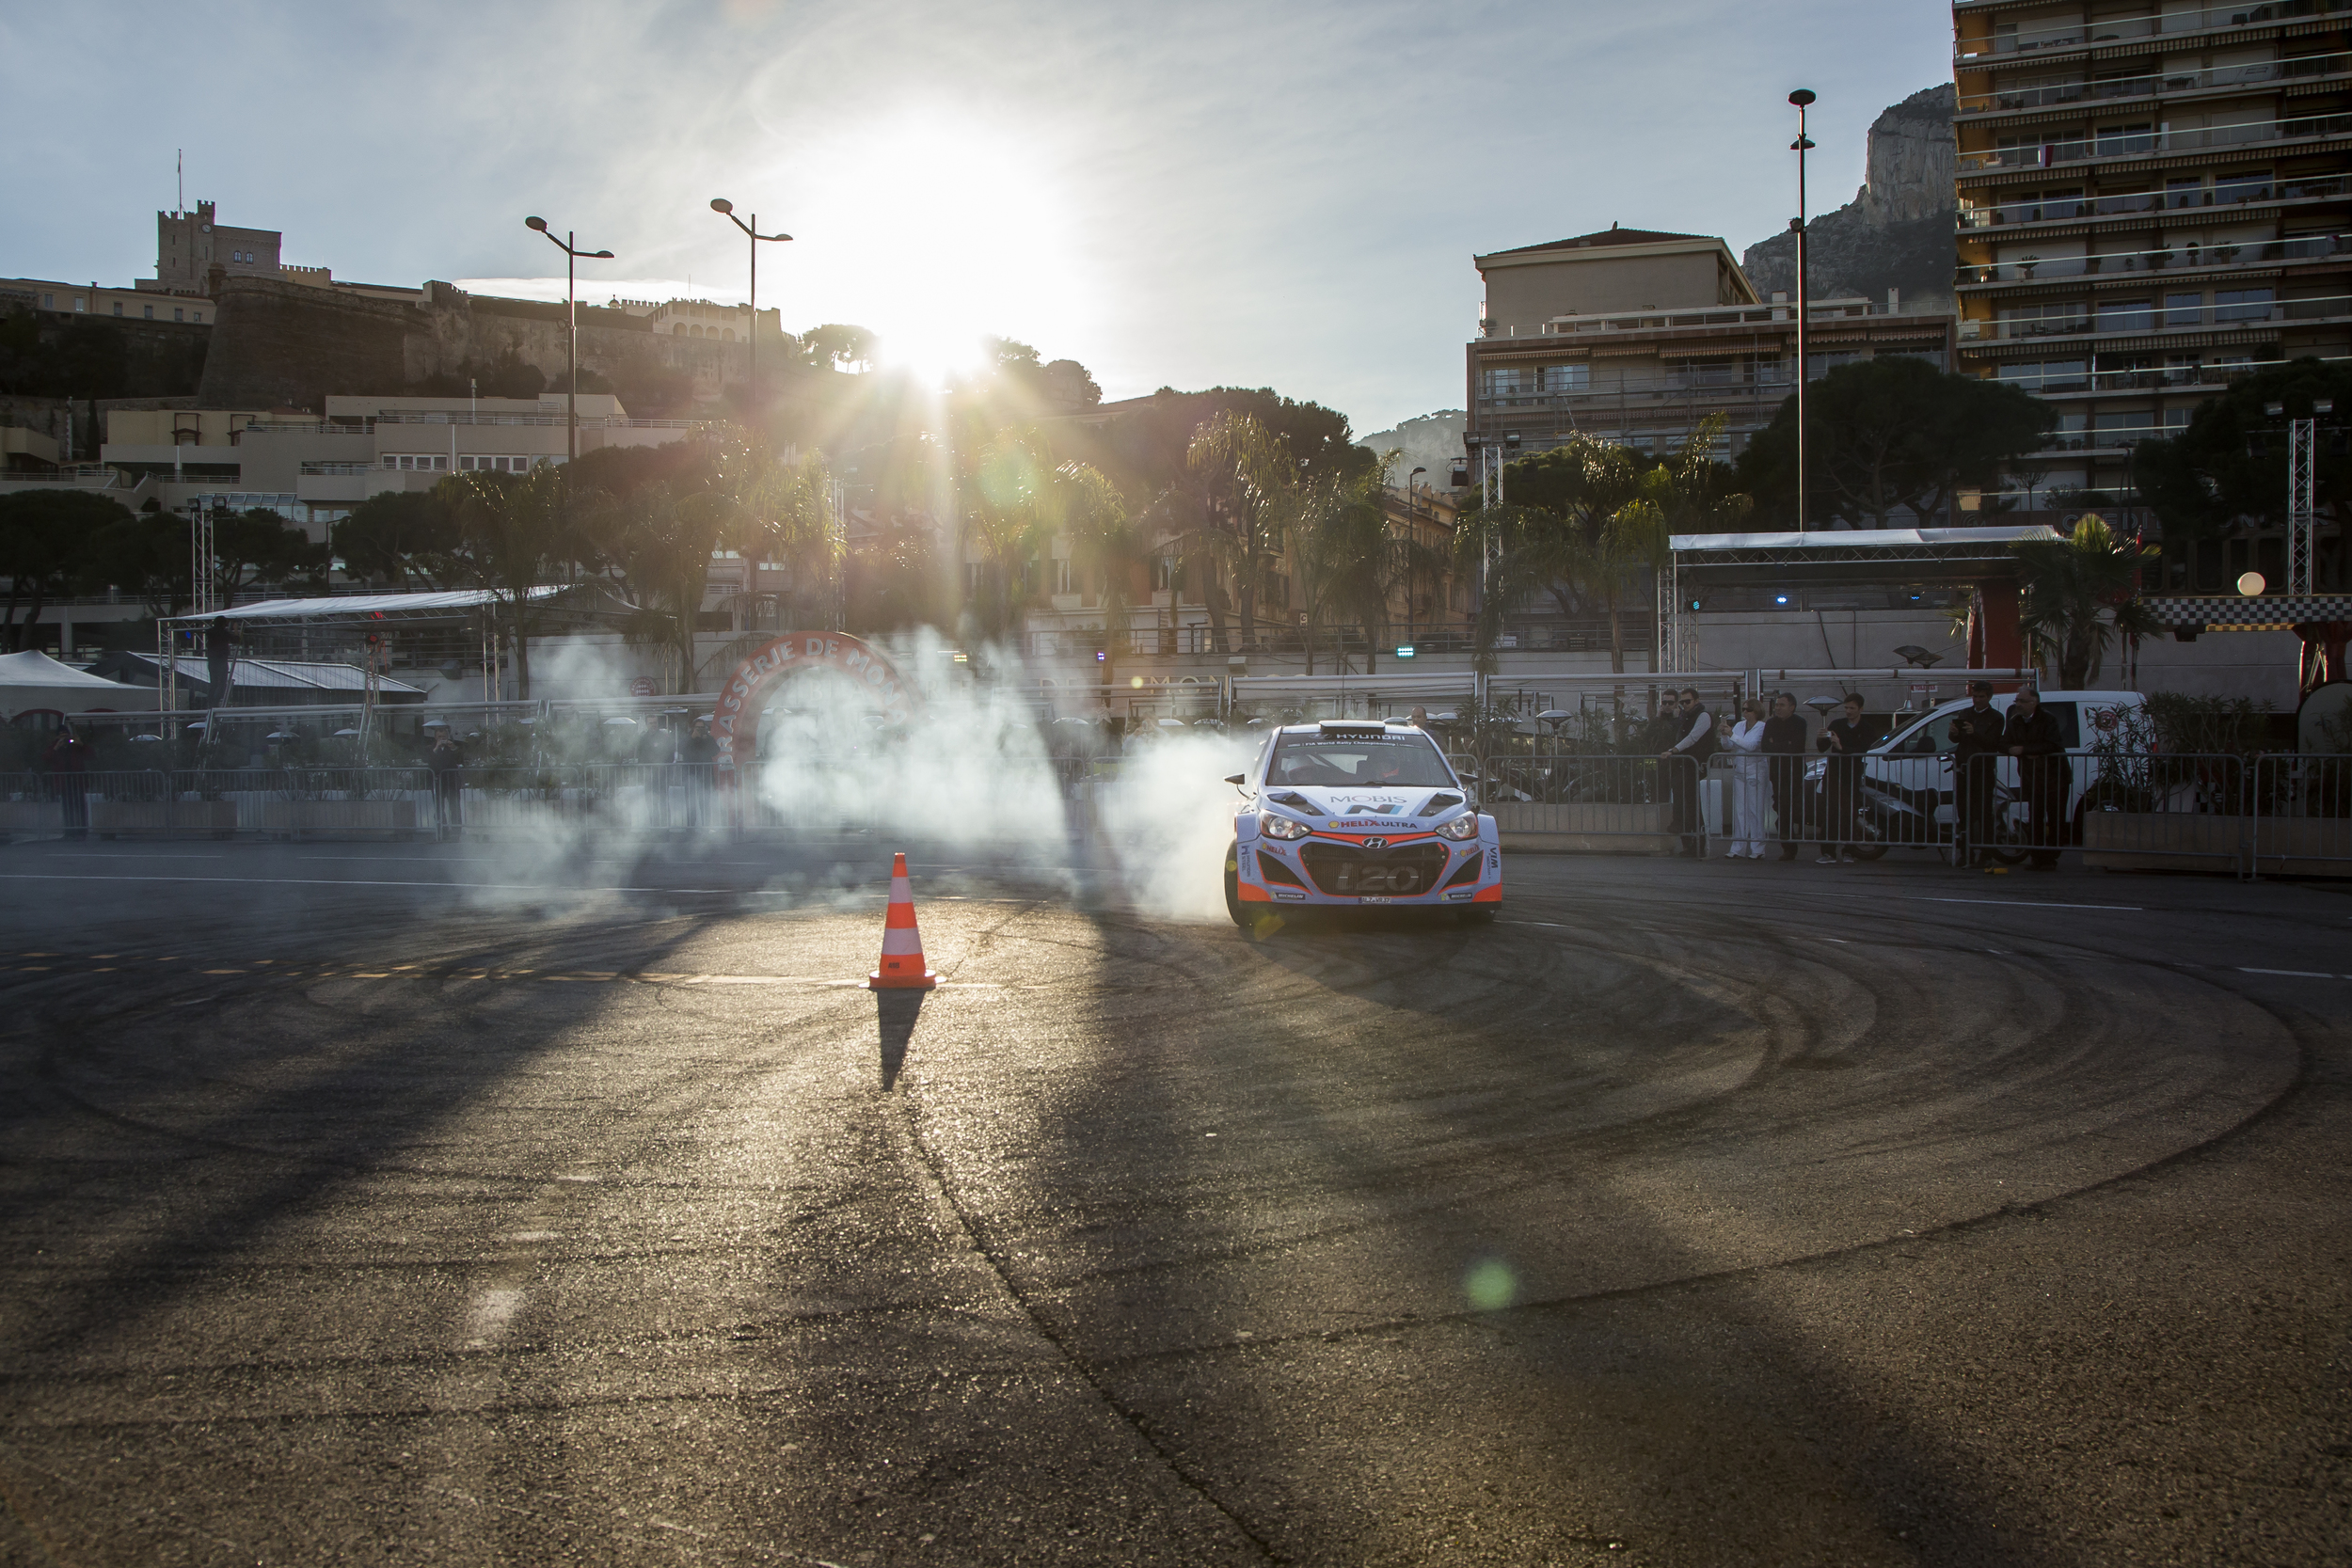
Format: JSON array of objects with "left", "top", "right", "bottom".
[
  {"left": 1863, "top": 690, "right": 2145, "bottom": 846},
  {"left": 1804, "top": 690, "right": 2148, "bottom": 858}
]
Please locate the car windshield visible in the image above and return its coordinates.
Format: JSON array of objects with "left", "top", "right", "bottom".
[{"left": 1268, "top": 734, "right": 1455, "bottom": 788}]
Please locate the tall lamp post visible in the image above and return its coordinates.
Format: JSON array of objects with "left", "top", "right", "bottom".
[
  {"left": 1788, "top": 88, "right": 1816, "bottom": 535},
  {"left": 709, "top": 198, "right": 793, "bottom": 420},
  {"left": 1406, "top": 465, "right": 1426, "bottom": 649},
  {"left": 522, "top": 216, "right": 614, "bottom": 463}
]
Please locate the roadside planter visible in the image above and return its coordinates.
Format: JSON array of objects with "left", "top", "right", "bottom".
[
  {"left": 0, "top": 800, "right": 66, "bottom": 841},
  {"left": 91, "top": 799, "right": 239, "bottom": 841},
  {"left": 1491, "top": 800, "right": 1676, "bottom": 853},
  {"left": 260, "top": 798, "right": 419, "bottom": 841}
]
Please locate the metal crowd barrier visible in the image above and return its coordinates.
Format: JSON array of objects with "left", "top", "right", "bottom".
[{"left": 2250, "top": 753, "right": 2352, "bottom": 879}]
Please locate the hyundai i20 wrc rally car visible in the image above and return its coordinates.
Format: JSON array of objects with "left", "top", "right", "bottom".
[{"left": 1224, "top": 721, "right": 1502, "bottom": 927}]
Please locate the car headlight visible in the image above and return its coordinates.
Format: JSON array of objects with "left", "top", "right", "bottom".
[
  {"left": 1436, "top": 814, "right": 1480, "bottom": 841},
  {"left": 1261, "top": 814, "right": 1311, "bottom": 841}
]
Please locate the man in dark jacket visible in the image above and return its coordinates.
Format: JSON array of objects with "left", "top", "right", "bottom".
[
  {"left": 424, "top": 725, "right": 464, "bottom": 840},
  {"left": 1948, "top": 678, "right": 2009, "bottom": 866},
  {"left": 1659, "top": 687, "right": 1717, "bottom": 857},
  {"left": 1816, "top": 694, "right": 1879, "bottom": 863},
  {"left": 40, "top": 723, "right": 89, "bottom": 841},
  {"left": 1761, "top": 692, "right": 1809, "bottom": 861},
  {"left": 2004, "top": 686, "right": 2072, "bottom": 869}
]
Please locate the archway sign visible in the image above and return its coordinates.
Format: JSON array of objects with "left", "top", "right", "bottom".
[{"left": 712, "top": 632, "right": 919, "bottom": 775}]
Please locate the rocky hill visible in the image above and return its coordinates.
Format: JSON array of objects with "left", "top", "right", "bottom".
[
  {"left": 1357, "top": 409, "right": 1466, "bottom": 486},
  {"left": 1741, "top": 84, "right": 1956, "bottom": 314}
]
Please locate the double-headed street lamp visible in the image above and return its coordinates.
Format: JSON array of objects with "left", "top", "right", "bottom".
[
  {"left": 1788, "top": 88, "right": 1817, "bottom": 535},
  {"left": 523, "top": 216, "right": 614, "bottom": 463},
  {"left": 709, "top": 198, "right": 793, "bottom": 419}
]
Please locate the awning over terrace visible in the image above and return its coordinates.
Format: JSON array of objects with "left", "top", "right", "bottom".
[{"left": 191, "top": 587, "right": 566, "bottom": 624}]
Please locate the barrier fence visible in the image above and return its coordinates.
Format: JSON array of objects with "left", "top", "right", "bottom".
[{"left": 7, "top": 755, "right": 2351, "bottom": 875}]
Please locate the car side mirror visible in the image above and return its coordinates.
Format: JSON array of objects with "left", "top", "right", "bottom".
[{"left": 1224, "top": 773, "right": 1245, "bottom": 785}]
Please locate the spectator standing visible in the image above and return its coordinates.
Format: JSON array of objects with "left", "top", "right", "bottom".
[
  {"left": 40, "top": 722, "right": 89, "bottom": 841},
  {"left": 682, "top": 715, "right": 718, "bottom": 830},
  {"left": 1408, "top": 705, "right": 1428, "bottom": 728},
  {"left": 1761, "top": 692, "right": 1808, "bottom": 862},
  {"left": 1723, "top": 700, "right": 1769, "bottom": 859},
  {"left": 1659, "top": 687, "right": 1717, "bottom": 858},
  {"left": 1816, "top": 694, "right": 1878, "bottom": 863},
  {"left": 2004, "top": 686, "right": 2072, "bottom": 870},
  {"left": 424, "top": 726, "right": 464, "bottom": 841},
  {"left": 1949, "top": 678, "right": 2008, "bottom": 866}
]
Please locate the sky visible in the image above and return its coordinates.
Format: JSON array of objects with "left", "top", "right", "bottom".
[{"left": 4, "top": 1, "right": 1953, "bottom": 438}]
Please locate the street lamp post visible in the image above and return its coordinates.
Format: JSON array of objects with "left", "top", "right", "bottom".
[
  {"left": 709, "top": 199, "right": 793, "bottom": 420},
  {"left": 523, "top": 216, "right": 614, "bottom": 463},
  {"left": 1406, "top": 465, "right": 1426, "bottom": 649},
  {"left": 1788, "top": 89, "right": 1817, "bottom": 536}
]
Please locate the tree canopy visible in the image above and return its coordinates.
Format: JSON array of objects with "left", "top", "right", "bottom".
[
  {"left": 2132, "top": 356, "right": 2352, "bottom": 570},
  {"left": 1736, "top": 357, "right": 2053, "bottom": 530}
]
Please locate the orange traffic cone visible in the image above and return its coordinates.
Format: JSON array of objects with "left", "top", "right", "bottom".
[{"left": 867, "top": 851, "right": 939, "bottom": 990}]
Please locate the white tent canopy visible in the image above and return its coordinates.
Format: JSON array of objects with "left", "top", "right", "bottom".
[{"left": 0, "top": 650, "right": 159, "bottom": 720}]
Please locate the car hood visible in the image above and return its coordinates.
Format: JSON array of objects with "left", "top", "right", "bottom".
[{"left": 1260, "top": 785, "right": 1466, "bottom": 825}]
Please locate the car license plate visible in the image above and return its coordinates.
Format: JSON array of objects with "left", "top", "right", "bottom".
[{"left": 1358, "top": 895, "right": 1394, "bottom": 905}]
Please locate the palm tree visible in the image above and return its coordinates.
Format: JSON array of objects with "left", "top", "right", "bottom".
[
  {"left": 443, "top": 464, "right": 575, "bottom": 697},
  {"left": 1186, "top": 411, "right": 1296, "bottom": 650},
  {"left": 1050, "top": 461, "right": 1136, "bottom": 690},
  {"left": 2014, "top": 514, "right": 2160, "bottom": 688}
]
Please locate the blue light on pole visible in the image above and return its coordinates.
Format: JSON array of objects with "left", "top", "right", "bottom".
[{"left": 1395, "top": 644, "right": 1417, "bottom": 658}]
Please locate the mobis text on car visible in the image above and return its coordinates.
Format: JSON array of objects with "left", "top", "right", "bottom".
[{"left": 1224, "top": 721, "right": 1502, "bottom": 925}]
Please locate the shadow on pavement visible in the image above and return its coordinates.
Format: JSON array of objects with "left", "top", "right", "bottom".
[{"left": 874, "top": 988, "right": 926, "bottom": 1090}]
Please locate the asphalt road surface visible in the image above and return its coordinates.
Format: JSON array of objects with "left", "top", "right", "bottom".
[{"left": 1, "top": 840, "right": 2346, "bottom": 1567}]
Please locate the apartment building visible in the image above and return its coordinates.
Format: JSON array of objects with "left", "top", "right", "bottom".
[
  {"left": 91, "top": 393, "right": 708, "bottom": 535},
  {"left": 1952, "top": 0, "right": 2352, "bottom": 506},
  {"left": 1467, "top": 227, "right": 1956, "bottom": 462}
]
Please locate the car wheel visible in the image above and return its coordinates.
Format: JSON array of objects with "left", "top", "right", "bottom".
[{"left": 1223, "top": 843, "right": 1248, "bottom": 927}]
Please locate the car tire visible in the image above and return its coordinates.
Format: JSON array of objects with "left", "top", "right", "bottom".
[{"left": 1223, "top": 843, "right": 1248, "bottom": 927}]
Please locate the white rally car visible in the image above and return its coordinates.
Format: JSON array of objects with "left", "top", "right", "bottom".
[{"left": 1224, "top": 721, "right": 1502, "bottom": 926}]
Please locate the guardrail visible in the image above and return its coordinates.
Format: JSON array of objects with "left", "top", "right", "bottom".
[{"left": 1466, "top": 753, "right": 1704, "bottom": 856}]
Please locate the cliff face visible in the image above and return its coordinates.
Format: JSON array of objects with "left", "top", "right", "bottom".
[{"left": 1741, "top": 84, "right": 1956, "bottom": 313}]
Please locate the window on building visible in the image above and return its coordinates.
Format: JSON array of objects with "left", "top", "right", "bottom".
[
  {"left": 1151, "top": 556, "right": 1178, "bottom": 594},
  {"left": 2215, "top": 286, "right": 2275, "bottom": 323},
  {"left": 2093, "top": 411, "right": 2146, "bottom": 445},
  {"left": 38, "top": 293, "right": 53, "bottom": 309},
  {"left": 2095, "top": 122, "right": 2154, "bottom": 156},
  {"left": 2166, "top": 177, "right": 2204, "bottom": 210},
  {"left": 2164, "top": 353, "right": 2202, "bottom": 385},
  {"left": 2046, "top": 411, "right": 2089, "bottom": 451},
  {"left": 382, "top": 454, "right": 450, "bottom": 471},
  {"left": 1054, "top": 559, "right": 1074, "bottom": 595},
  {"left": 2095, "top": 298, "right": 2153, "bottom": 333},
  {"left": 173, "top": 308, "right": 183, "bottom": 322},
  {"left": 143, "top": 305, "right": 153, "bottom": 319},
  {"left": 191, "top": 311, "right": 201, "bottom": 323},
  {"left": 113, "top": 302, "right": 122, "bottom": 316},
  {"left": 2215, "top": 169, "right": 2273, "bottom": 205},
  {"left": 1540, "top": 363, "right": 1589, "bottom": 393},
  {"left": 2164, "top": 293, "right": 2203, "bottom": 327},
  {"left": 72, "top": 296, "right": 85, "bottom": 310},
  {"left": 1479, "top": 367, "right": 1532, "bottom": 400}
]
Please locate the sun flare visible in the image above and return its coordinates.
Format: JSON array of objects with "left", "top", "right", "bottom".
[{"left": 781, "top": 112, "right": 1092, "bottom": 386}]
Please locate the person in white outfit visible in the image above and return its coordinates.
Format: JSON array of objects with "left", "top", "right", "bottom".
[{"left": 1724, "top": 699, "right": 1770, "bottom": 859}]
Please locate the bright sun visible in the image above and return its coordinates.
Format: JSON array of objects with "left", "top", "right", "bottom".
[{"left": 783, "top": 113, "right": 1090, "bottom": 385}]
